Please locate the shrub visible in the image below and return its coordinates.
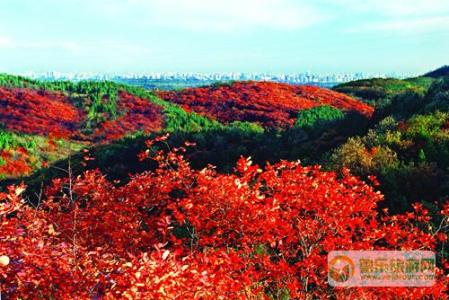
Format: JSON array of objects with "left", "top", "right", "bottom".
[
  {"left": 295, "top": 105, "right": 344, "bottom": 130},
  {"left": 0, "top": 136, "right": 447, "bottom": 298}
]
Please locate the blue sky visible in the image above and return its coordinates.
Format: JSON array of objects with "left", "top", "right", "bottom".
[{"left": 0, "top": 0, "right": 448, "bottom": 74}]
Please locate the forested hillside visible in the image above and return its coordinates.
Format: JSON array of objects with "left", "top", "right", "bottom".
[{"left": 1, "top": 70, "right": 449, "bottom": 298}]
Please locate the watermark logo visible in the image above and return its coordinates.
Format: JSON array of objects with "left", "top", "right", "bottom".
[
  {"left": 328, "top": 251, "right": 436, "bottom": 287},
  {"left": 329, "top": 255, "right": 356, "bottom": 283}
]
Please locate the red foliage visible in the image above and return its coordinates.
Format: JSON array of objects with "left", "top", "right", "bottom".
[
  {"left": 158, "top": 81, "right": 374, "bottom": 128},
  {"left": 295, "top": 85, "right": 374, "bottom": 117},
  {"left": 0, "top": 136, "right": 447, "bottom": 299},
  {"left": 0, "top": 87, "right": 81, "bottom": 138},
  {"left": 0, "top": 148, "right": 33, "bottom": 177},
  {"left": 91, "top": 91, "right": 163, "bottom": 142},
  {"left": 0, "top": 87, "right": 163, "bottom": 142}
]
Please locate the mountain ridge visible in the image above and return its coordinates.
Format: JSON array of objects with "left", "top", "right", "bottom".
[{"left": 424, "top": 65, "right": 449, "bottom": 78}]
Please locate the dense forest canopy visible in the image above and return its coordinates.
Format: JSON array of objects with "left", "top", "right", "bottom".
[{"left": 1, "top": 69, "right": 449, "bottom": 298}]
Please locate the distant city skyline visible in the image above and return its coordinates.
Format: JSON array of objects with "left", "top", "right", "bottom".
[
  {"left": 0, "top": 0, "right": 448, "bottom": 74},
  {"left": 20, "top": 70, "right": 416, "bottom": 88},
  {"left": 21, "top": 70, "right": 415, "bottom": 78}
]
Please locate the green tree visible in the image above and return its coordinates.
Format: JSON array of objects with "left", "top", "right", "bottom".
[{"left": 295, "top": 105, "right": 344, "bottom": 130}]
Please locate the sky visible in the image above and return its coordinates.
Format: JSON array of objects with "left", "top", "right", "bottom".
[{"left": 0, "top": 0, "right": 448, "bottom": 74}]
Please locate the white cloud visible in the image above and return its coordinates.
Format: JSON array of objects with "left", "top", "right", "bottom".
[
  {"left": 322, "top": 0, "right": 449, "bottom": 34},
  {"left": 326, "top": 0, "right": 449, "bottom": 16},
  {"left": 359, "top": 16, "right": 449, "bottom": 33},
  {"left": 92, "top": 0, "right": 324, "bottom": 32},
  {"left": 85, "top": 0, "right": 449, "bottom": 34}
]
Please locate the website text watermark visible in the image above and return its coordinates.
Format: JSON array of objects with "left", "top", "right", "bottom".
[{"left": 328, "top": 251, "right": 436, "bottom": 287}]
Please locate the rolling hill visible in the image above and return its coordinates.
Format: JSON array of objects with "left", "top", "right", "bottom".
[
  {"left": 8, "top": 70, "right": 449, "bottom": 210},
  {"left": 332, "top": 65, "right": 449, "bottom": 107},
  {"left": 0, "top": 75, "right": 373, "bottom": 180},
  {"left": 0, "top": 82, "right": 163, "bottom": 142},
  {"left": 425, "top": 65, "right": 449, "bottom": 78},
  {"left": 2, "top": 69, "right": 449, "bottom": 299},
  {"left": 333, "top": 77, "right": 434, "bottom": 105},
  {"left": 158, "top": 81, "right": 373, "bottom": 128}
]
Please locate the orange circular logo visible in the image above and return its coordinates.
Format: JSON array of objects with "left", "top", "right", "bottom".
[{"left": 329, "top": 255, "right": 355, "bottom": 282}]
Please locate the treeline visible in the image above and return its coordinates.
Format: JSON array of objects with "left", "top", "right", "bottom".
[
  {"left": 0, "top": 74, "right": 122, "bottom": 130},
  {"left": 10, "top": 105, "right": 370, "bottom": 198},
  {"left": 333, "top": 76, "right": 434, "bottom": 107},
  {"left": 0, "top": 74, "right": 224, "bottom": 138},
  {"left": 3, "top": 72, "right": 449, "bottom": 216},
  {"left": 326, "top": 76, "right": 449, "bottom": 213}
]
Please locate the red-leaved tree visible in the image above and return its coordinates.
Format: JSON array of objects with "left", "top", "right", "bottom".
[{"left": 0, "top": 136, "right": 448, "bottom": 299}]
